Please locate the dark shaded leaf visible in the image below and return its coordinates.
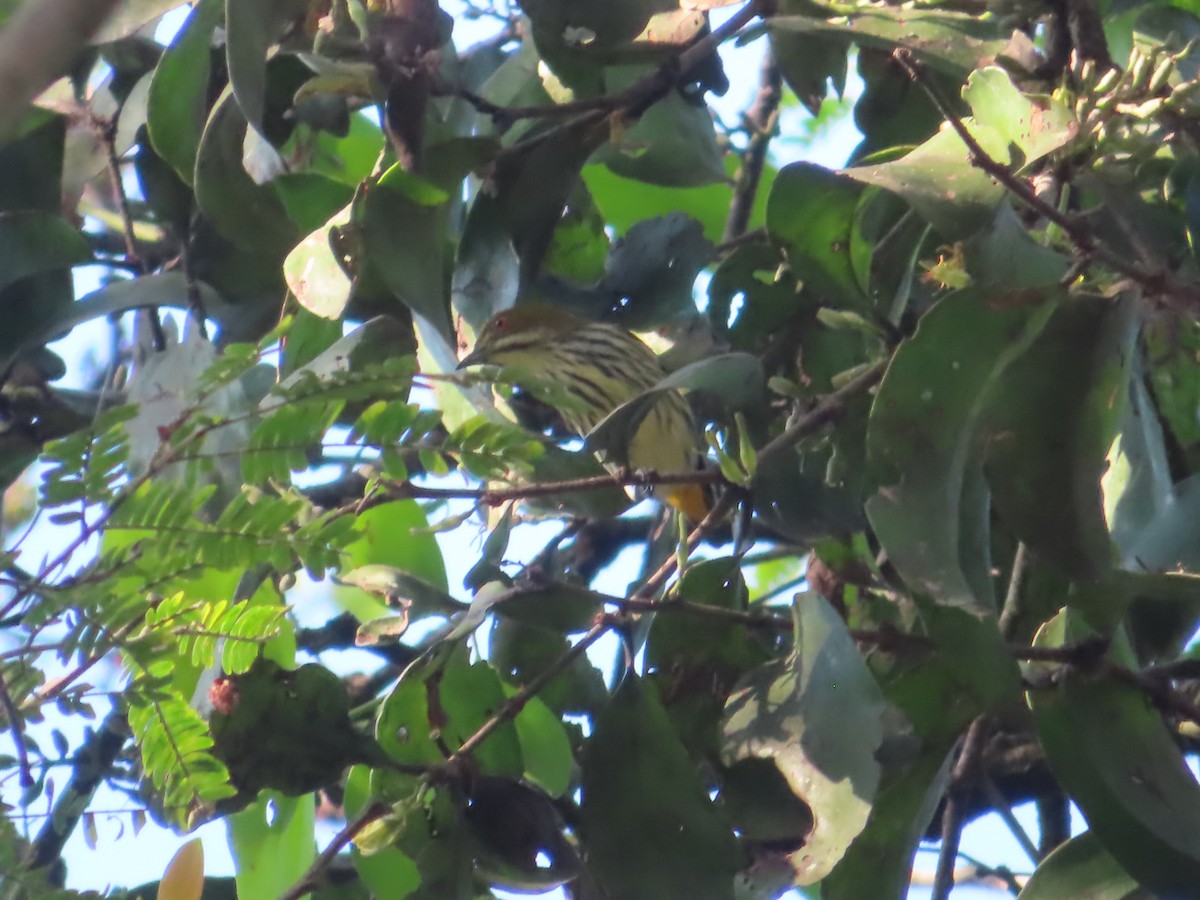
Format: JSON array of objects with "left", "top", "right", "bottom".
[
  {"left": 146, "top": 0, "right": 222, "bottom": 183},
  {"left": 1028, "top": 609, "right": 1200, "bottom": 896},
  {"left": 1018, "top": 831, "right": 1148, "bottom": 900},
  {"left": 493, "top": 583, "right": 604, "bottom": 634},
  {"left": 722, "top": 594, "right": 886, "bottom": 885},
  {"left": 581, "top": 677, "right": 741, "bottom": 900},
  {"left": 193, "top": 89, "right": 298, "bottom": 256},
  {"left": 225, "top": 0, "right": 308, "bottom": 139},
  {"left": 843, "top": 68, "right": 1074, "bottom": 237},
  {"left": 0, "top": 211, "right": 92, "bottom": 294},
  {"left": 867, "top": 286, "right": 1060, "bottom": 611},
  {"left": 982, "top": 295, "right": 1135, "bottom": 580}
]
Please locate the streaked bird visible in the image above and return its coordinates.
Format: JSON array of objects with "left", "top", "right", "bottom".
[{"left": 457, "top": 306, "right": 708, "bottom": 521}]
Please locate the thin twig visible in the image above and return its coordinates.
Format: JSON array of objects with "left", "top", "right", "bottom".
[
  {"left": 980, "top": 774, "right": 1041, "bottom": 865},
  {"left": 714, "top": 225, "right": 768, "bottom": 257},
  {"left": 26, "top": 710, "right": 128, "bottom": 871},
  {"left": 447, "top": 612, "right": 620, "bottom": 764},
  {"left": 384, "top": 467, "right": 726, "bottom": 506},
  {"left": 0, "top": 666, "right": 32, "bottom": 788},
  {"left": 494, "top": 0, "right": 773, "bottom": 162},
  {"left": 997, "top": 542, "right": 1029, "bottom": 638},
  {"left": 756, "top": 359, "right": 888, "bottom": 463},
  {"left": 278, "top": 802, "right": 389, "bottom": 900},
  {"left": 932, "top": 715, "right": 991, "bottom": 900},
  {"left": 933, "top": 535, "right": 1037, "bottom": 898},
  {"left": 723, "top": 51, "right": 783, "bottom": 243}
]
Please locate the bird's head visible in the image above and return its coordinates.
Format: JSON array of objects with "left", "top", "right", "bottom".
[{"left": 457, "top": 306, "right": 585, "bottom": 369}]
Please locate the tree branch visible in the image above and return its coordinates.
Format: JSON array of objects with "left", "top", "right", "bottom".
[
  {"left": 932, "top": 715, "right": 992, "bottom": 900},
  {"left": 723, "top": 51, "right": 783, "bottom": 243},
  {"left": 278, "top": 802, "right": 389, "bottom": 900},
  {"left": 493, "top": 0, "right": 775, "bottom": 161},
  {"left": 0, "top": 666, "right": 32, "bottom": 788},
  {"left": 26, "top": 710, "right": 129, "bottom": 871},
  {"left": 892, "top": 48, "right": 1200, "bottom": 316},
  {"left": 0, "top": 0, "right": 120, "bottom": 140}
]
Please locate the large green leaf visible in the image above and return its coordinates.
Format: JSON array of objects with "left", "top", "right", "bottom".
[
  {"left": 146, "top": 0, "right": 222, "bottom": 184},
  {"left": 1028, "top": 609, "right": 1200, "bottom": 896},
  {"left": 194, "top": 89, "right": 298, "bottom": 257},
  {"left": 366, "top": 140, "right": 494, "bottom": 342},
  {"left": 824, "top": 744, "right": 953, "bottom": 900},
  {"left": 592, "top": 65, "right": 726, "bottom": 187},
  {"left": 583, "top": 153, "right": 774, "bottom": 243},
  {"left": 867, "top": 287, "right": 1060, "bottom": 611},
  {"left": 981, "top": 296, "right": 1136, "bottom": 580},
  {"left": 373, "top": 649, "right": 524, "bottom": 795},
  {"left": 722, "top": 594, "right": 886, "bottom": 886},
  {"left": 1018, "top": 831, "right": 1147, "bottom": 900},
  {"left": 339, "top": 500, "right": 448, "bottom": 623},
  {"left": 283, "top": 199, "right": 355, "bottom": 320},
  {"left": 226, "top": 794, "right": 315, "bottom": 900},
  {"left": 581, "top": 677, "right": 741, "bottom": 900}
]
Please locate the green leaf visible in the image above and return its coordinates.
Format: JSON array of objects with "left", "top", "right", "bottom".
[
  {"left": 581, "top": 677, "right": 741, "bottom": 900},
  {"left": 339, "top": 502, "right": 448, "bottom": 621},
  {"left": 147, "top": 0, "right": 223, "bottom": 184},
  {"left": 492, "top": 583, "right": 604, "bottom": 634},
  {"left": 225, "top": 0, "right": 308, "bottom": 138},
  {"left": 722, "top": 594, "right": 886, "bottom": 885},
  {"left": 595, "top": 212, "right": 714, "bottom": 329},
  {"left": 842, "top": 68, "right": 1074, "bottom": 236},
  {"left": 867, "top": 286, "right": 1060, "bottom": 611},
  {"left": 283, "top": 200, "right": 355, "bottom": 319},
  {"left": 1028, "top": 609, "right": 1200, "bottom": 896},
  {"left": 374, "top": 649, "right": 523, "bottom": 789},
  {"left": 767, "top": 163, "right": 869, "bottom": 310},
  {"left": 510, "top": 693, "right": 574, "bottom": 798},
  {"left": 1018, "top": 831, "right": 1146, "bottom": 900},
  {"left": 981, "top": 295, "right": 1136, "bottom": 580},
  {"left": 963, "top": 67, "right": 1076, "bottom": 163},
  {"left": 583, "top": 152, "right": 774, "bottom": 243},
  {"left": 768, "top": 11, "right": 1027, "bottom": 79},
  {"left": 592, "top": 66, "right": 726, "bottom": 187},
  {"left": 338, "top": 565, "right": 464, "bottom": 620},
  {"left": 0, "top": 210, "right": 92, "bottom": 293},
  {"left": 361, "top": 162, "right": 455, "bottom": 341},
  {"left": 194, "top": 89, "right": 298, "bottom": 256},
  {"left": 227, "top": 794, "right": 317, "bottom": 900}
]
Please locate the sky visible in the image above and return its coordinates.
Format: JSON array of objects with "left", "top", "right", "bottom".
[{"left": 0, "top": 3, "right": 1069, "bottom": 898}]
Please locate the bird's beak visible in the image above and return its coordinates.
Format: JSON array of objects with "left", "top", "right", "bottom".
[{"left": 456, "top": 348, "right": 485, "bottom": 370}]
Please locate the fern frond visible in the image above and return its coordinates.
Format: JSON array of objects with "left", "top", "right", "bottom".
[{"left": 126, "top": 666, "right": 236, "bottom": 823}]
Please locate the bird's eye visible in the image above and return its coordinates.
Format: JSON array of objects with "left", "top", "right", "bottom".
[{"left": 493, "top": 315, "right": 508, "bottom": 330}]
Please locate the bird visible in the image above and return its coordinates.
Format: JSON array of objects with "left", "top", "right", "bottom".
[{"left": 456, "top": 305, "right": 709, "bottom": 521}]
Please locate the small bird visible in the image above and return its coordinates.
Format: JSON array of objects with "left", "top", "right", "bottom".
[{"left": 457, "top": 306, "right": 708, "bottom": 521}]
